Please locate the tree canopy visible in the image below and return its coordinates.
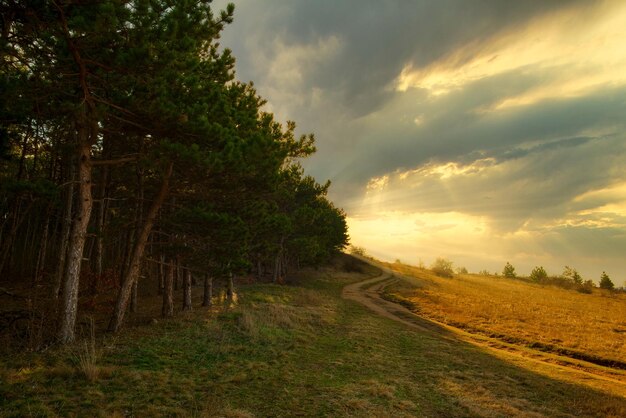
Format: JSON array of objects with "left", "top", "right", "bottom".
[{"left": 0, "top": 1, "right": 349, "bottom": 344}]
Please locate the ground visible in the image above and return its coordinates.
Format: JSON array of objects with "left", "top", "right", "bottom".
[{"left": 1, "top": 255, "right": 626, "bottom": 417}]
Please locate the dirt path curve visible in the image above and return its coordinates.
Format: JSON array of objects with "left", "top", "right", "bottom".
[
  {"left": 342, "top": 256, "right": 626, "bottom": 395},
  {"left": 341, "top": 266, "right": 452, "bottom": 336}
]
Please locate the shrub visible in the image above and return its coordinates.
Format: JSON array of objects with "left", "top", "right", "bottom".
[
  {"left": 502, "top": 262, "right": 516, "bottom": 278},
  {"left": 577, "top": 279, "right": 595, "bottom": 294},
  {"left": 542, "top": 275, "right": 575, "bottom": 290},
  {"left": 431, "top": 257, "right": 454, "bottom": 278},
  {"left": 562, "top": 266, "right": 583, "bottom": 285},
  {"left": 529, "top": 266, "right": 548, "bottom": 282},
  {"left": 349, "top": 245, "right": 366, "bottom": 257},
  {"left": 456, "top": 266, "right": 468, "bottom": 274},
  {"left": 599, "top": 271, "right": 614, "bottom": 290}
]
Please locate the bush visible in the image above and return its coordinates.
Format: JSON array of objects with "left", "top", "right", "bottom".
[
  {"left": 543, "top": 275, "right": 576, "bottom": 290},
  {"left": 349, "top": 245, "right": 366, "bottom": 257},
  {"left": 502, "top": 262, "right": 516, "bottom": 278},
  {"left": 456, "top": 266, "right": 468, "bottom": 274},
  {"left": 577, "top": 279, "right": 595, "bottom": 294},
  {"left": 431, "top": 257, "right": 454, "bottom": 278},
  {"left": 562, "top": 266, "right": 583, "bottom": 285},
  {"left": 529, "top": 266, "right": 548, "bottom": 282},
  {"left": 599, "top": 271, "right": 614, "bottom": 290}
]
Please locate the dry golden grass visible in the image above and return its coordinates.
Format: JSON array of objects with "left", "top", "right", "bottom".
[
  {"left": 4, "top": 256, "right": 626, "bottom": 417},
  {"left": 385, "top": 262, "right": 626, "bottom": 364},
  {"left": 75, "top": 318, "right": 101, "bottom": 382}
]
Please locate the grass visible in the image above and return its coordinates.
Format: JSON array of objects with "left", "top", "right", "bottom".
[
  {"left": 75, "top": 317, "right": 100, "bottom": 383},
  {"left": 1, "top": 255, "right": 626, "bottom": 417},
  {"left": 383, "top": 260, "right": 626, "bottom": 366}
]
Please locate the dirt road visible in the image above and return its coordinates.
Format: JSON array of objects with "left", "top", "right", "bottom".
[
  {"left": 341, "top": 266, "right": 452, "bottom": 336},
  {"left": 342, "top": 256, "right": 626, "bottom": 397}
]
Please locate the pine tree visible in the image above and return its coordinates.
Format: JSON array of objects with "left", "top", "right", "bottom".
[
  {"left": 530, "top": 266, "right": 548, "bottom": 282},
  {"left": 503, "top": 262, "right": 516, "bottom": 278},
  {"left": 599, "top": 271, "right": 614, "bottom": 290}
]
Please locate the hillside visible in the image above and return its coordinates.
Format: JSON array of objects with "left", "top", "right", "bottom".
[
  {"left": 2, "top": 255, "right": 626, "bottom": 417},
  {"left": 381, "top": 261, "right": 626, "bottom": 367}
]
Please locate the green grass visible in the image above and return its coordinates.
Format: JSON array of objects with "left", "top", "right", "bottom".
[{"left": 1, "top": 258, "right": 626, "bottom": 417}]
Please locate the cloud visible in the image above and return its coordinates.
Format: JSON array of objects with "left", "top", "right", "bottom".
[
  {"left": 216, "top": 0, "right": 626, "bottom": 279},
  {"left": 355, "top": 131, "right": 626, "bottom": 229},
  {"left": 219, "top": 0, "right": 589, "bottom": 117},
  {"left": 338, "top": 79, "right": 626, "bottom": 203}
]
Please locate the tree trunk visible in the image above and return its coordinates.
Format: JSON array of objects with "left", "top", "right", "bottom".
[
  {"left": 0, "top": 198, "right": 34, "bottom": 276},
  {"left": 226, "top": 273, "right": 234, "bottom": 303},
  {"left": 273, "top": 255, "right": 280, "bottom": 284},
  {"left": 182, "top": 268, "right": 192, "bottom": 311},
  {"left": 174, "top": 258, "right": 180, "bottom": 291},
  {"left": 34, "top": 207, "right": 51, "bottom": 284},
  {"left": 162, "top": 261, "right": 174, "bottom": 317},
  {"left": 202, "top": 274, "right": 212, "bottom": 307},
  {"left": 256, "top": 258, "right": 262, "bottom": 281},
  {"left": 119, "top": 229, "right": 132, "bottom": 287},
  {"left": 57, "top": 138, "right": 93, "bottom": 344},
  {"left": 157, "top": 254, "right": 165, "bottom": 295},
  {"left": 130, "top": 279, "right": 138, "bottom": 313},
  {"left": 21, "top": 208, "right": 37, "bottom": 278},
  {"left": 108, "top": 162, "right": 173, "bottom": 332},
  {"left": 56, "top": 4, "right": 100, "bottom": 343},
  {"left": 130, "top": 154, "right": 144, "bottom": 314},
  {"left": 54, "top": 159, "right": 74, "bottom": 299},
  {"left": 94, "top": 165, "right": 109, "bottom": 283}
]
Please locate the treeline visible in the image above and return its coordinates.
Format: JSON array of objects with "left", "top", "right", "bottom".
[
  {"left": 381, "top": 250, "right": 619, "bottom": 295},
  {"left": 0, "top": 1, "right": 348, "bottom": 344},
  {"left": 504, "top": 263, "right": 617, "bottom": 294}
]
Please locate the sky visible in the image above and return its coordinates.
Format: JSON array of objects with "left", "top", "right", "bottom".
[{"left": 216, "top": 0, "right": 626, "bottom": 282}]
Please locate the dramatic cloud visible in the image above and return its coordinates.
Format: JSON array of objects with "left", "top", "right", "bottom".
[{"left": 217, "top": 0, "right": 626, "bottom": 280}]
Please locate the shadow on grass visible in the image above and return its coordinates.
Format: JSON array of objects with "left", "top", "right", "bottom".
[{"left": 1, "top": 256, "right": 626, "bottom": 417}]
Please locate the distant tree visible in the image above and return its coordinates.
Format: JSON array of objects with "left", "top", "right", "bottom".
[
  {"left": 417, "top": 259, "right": 426, "bottom": 269},
  {"left": 502, "top": 262, "right": 516, "bottom": 278},
  {"left": 394, "top": 259, "right": 402, "bottom": 264},
  {"left": 562, "top": 266, "right": 583, "bottom": 285},
  {"left": 456, "top": 266, "right": 468, "bottom": 274},
  {"left": 431, "top": 257, "right": 454, "bottom": 278},
  {"left": 478, "top": 269, "right": 490, "bottom": 276},
  {"left": 599, "top": 271, "right": 614, "bottom": 290},
  {"left": 349, "top": 246, "right": 367, "bottom": 257},
  {"left": 529, "top": 266, "right": 548, "bottom": 282}
]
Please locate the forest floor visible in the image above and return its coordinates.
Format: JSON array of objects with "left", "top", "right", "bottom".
[{"left": 2, "top": 255, "right": 626, "bottom": 417}]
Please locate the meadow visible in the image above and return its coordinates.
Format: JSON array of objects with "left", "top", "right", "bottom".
[
  {"left": 383, "top": 261, "right": 626, "bottom": 366},
  {"left": 2, "top": 256, "right": 626, "bottom": 417}
]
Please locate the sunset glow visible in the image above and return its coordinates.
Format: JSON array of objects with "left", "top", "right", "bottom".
[{"left": 221, "top": 0, "right": 626, "bottom": 280}]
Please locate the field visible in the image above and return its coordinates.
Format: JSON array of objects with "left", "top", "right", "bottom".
[
  {"left": 383, "top": 261, "right": 626, "bottom": 366},
  {"left": 2, "top": 256, "right": 626, "bottom": 417}
]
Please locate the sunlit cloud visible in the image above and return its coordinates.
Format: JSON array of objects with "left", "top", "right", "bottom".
[
  {"left": 350, "top": 133, "right": 626, "bottom": 278},
  {"left": 396, "top": 0, "right": 626, "bottom": 106},
  {"left": 219, "top": 0, "right": 626, "bottom": 280},
  {"left": 365, "top": 174, "right": 389, "bottom": 191}
]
